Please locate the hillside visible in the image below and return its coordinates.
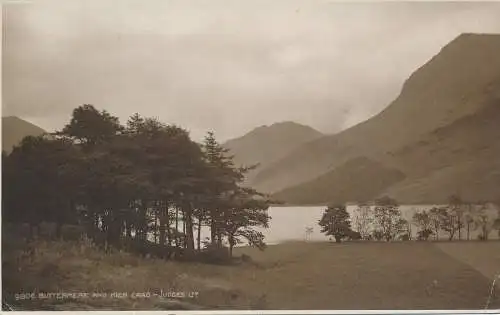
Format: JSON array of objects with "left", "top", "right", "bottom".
[
  {"left": 272, "top": 156, "right": 405, "bottom": 205},
  {"left": 223, "top": 121, "right": 322, "bottom": 181},
  {"left": 382, "top": 100, "right": 500, "bottom": 203},
  {"left": 254, "top": 33, "right": 500, "bottom": 203},
  {"left": 2, "top": 116, "right": 47, "bottom": 153}
]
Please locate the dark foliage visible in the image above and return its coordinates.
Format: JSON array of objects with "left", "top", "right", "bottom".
[
  {"left": 318, "top": 204, "right": 352, "bottom": 243},
  {"left": 3, "top": 105, "right": 271, "bottom": 262}
]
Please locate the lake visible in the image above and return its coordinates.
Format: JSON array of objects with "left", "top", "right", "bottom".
[
  {"left": 248, "top": 205, "right": 428, "bottom": 244},
  {"left": 203, "top": 204, "right": 499, "bottom": 246},
  {"left": 145, "top": 204, "right": 499, "bottom": 246}
]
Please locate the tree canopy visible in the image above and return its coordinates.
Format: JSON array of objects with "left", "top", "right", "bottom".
[{"left": 3, "top": 105, "right": 272, "bottom": 262}]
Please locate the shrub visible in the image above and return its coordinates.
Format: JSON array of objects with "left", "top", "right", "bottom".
[
  {"left": 347, "top": 231, "right": 362, "bottom": 241},
  {"left": 417, "top": 228, "right": 433, "bottom": 241},
  {"left": 196, "top": 244, "right": 231, "bottom": 265},
  {"left": 372, "top": 230, "right": 384, "bottom": 241},
  {"left": 399, "top": 233, "right": 410, "bottom": 241}
]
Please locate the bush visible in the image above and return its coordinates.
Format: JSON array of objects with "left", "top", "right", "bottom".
[
  {"left": 372, "top": 230, "right": 384, "bottom": 241},
  {"left": 347, "top": 231, "right": 362, "bottom": 241},
  {"left": 417, "top": 229, "right": 433, "bottom": 241},
  {"left": 399, "top": 233, "right": 410, "bottom": 241},
  {"left": 196, "top": 244, "right": 231, "bottom": 265}
]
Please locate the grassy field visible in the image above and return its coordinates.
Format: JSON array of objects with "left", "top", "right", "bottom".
[{"left": 2, "top": 236, "right": 499, "bottom": 311}]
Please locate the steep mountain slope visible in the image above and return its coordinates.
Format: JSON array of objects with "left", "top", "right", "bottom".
[
  {"left": 252, "top": 33, "right": 500, "bottom": 198},
  {"left": 272, "top": 156, "right": 406, "bottom": 205},
  {"left": 2, "top": 116, "right": 47, "bottom": 153},
  {"left": 223, "top": 121, "right": 323, "bottom": 179},
  {"left": 275, "top": 98, "right": 500, "bottom": 205},
  {"left": 382, "top": 100, "right": 500, "bottom": 203}
]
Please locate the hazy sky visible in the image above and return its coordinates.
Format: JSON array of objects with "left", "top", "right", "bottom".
[{"left": 3, "top": 1, "right": 500, "bottom": 142}]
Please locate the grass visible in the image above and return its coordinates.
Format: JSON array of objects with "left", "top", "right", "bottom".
[{"left": 2, "top": 233, "right": 499, "bottom": 310}]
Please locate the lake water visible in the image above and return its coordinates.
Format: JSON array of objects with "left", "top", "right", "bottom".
[
  {"left": 195, "top": 205, "right": 499, "bottom": 246},
  {"left": 247, "top": 205, "right": 427, "bottom": 244}
]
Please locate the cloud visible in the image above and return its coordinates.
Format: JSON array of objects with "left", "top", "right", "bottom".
[{"left": 3, "top": 1, "right": 500, "bottom": 141}]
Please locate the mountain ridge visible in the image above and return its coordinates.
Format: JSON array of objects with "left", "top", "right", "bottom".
[
  {"left": 259, "top": 33, "right": 500, "bottom": 203},
  {"left": 2, "top": 116, "right": 47, "bottom": 153},
  {"left": 223, "top": 121, "right": 323, "bottom": 181}
]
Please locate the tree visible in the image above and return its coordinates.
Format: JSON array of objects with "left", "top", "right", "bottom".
[
  {"left": 3, "top": 106, "right": 274, "bottom": 264},
  {"left": 318, "top": 204, "right": 352, "bottom": 243},
  {"left": 429, "top": 207, "right": 442, "bottom": 240},
  {"left": 59, "top": 104, "right": 123, "bottom": 148},
  {"left": 4, "top": 135, "right": 81, "bottom": 239},
  {"left": 372, "top": 230, "right": 385, "bottom": 241},
  {"left": 448, "top": 194, "right": 465, "bottom": 240},
  {"left": 463, "top": 203, "right": 477, "bottom": 241},
  {"left": 398, "top": 218, "right": 411, "bottom": 241},
  {"left": 435, "top": 206, "right": 461, "bottom": 241},
  {"left": 412, "top": 210, "right": 434, "bottom": 241},
  {"left": 493, "top": 218, "right": 500, "bottom": 238},
  {"left": 221, "top": 187, "right": 271, "bottom": 257},
  {"left": 372, "top": 196, "right": 405, "bottom": 241},
  {"left": 474, "top": 203, "right": 497, "bottom": 241},
  {"left": 202, "top": 131, "right": 242, "bottom": 247},
  {"left": 352, "top": 203, "right": 373, "bottom": 240},
  {"left": 304, "top": 227, "right": 314, "bottom": 241}
]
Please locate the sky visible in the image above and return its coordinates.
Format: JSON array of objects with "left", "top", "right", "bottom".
[{"left": 3, "top": 1, "right": 500, "bottom": 142}]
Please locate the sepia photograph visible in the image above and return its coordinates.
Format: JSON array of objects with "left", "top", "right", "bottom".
[{"left": 1, "top": 0, "right": 500, "bottom": 311}]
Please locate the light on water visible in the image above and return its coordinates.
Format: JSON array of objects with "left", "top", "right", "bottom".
[
  {"left": 159, "top": 204, "right": 499, "bottom": 247},
  {"left": 236, "top": 204, "right": 499, "bottom": 246}
]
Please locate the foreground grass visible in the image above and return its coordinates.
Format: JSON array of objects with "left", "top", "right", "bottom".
[{"left": 3, "top": 237, "right": 499, "bottom": 310}]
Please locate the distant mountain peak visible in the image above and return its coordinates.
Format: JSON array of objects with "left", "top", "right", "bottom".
[
  {"left": 251, "top": 33, "right": 500, "bottom": 203},
  {"left": 2, "top": 116, "right": 47, "bottom": 153},
  {"left": 223, "top": 121, "right": 324, "bottom": 179},
  {"left": 3, "top": 115, "right": 23, "bottom": 121},
  {"left": 240, "top": 121, "right": 321, "bottom": 138}
]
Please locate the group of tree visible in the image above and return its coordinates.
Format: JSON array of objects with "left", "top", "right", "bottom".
[
  {"left": 411, "top": 195, "right": 500, "bottom": 241},
  {"left": 2, "top": 105, "right": 272, "bottom": 261},
  {"left": 319, "top": 196, "right": 410, "bottom": 243},
  {"left": 319, "top": 195, "right": 500, "bottom": 243}
]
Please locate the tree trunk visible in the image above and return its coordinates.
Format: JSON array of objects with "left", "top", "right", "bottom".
[
  {"left": 166, "top": 207, "right": 172, "bottom": 246},
  {"left": 217, "top": 232, "right": 223, "bottom": 248},
  {"left": 211, "top": 216, "right": 217, "bottom": 246},
  {"left": 334, "top": 235, "right": 341, "bottom": 243},
  {"left": 94, "top": 212, "right": 99, "bottom": 230},
  {"left": 197, "top": 215, "right": 202, "bottom": 251},
  {"left": 467, "top": 223, "right": 470, "bottom": 241},
  {"left": 140, "top": 202, "right": 148, "bottom": 241},
  {"left": 184, "top": 203, "right": 195, "bottom": 257},
  {"left": 182, "top": 214, "right": 186, "bottom": 248},
  {"left": 458, "top": 216, "right": 462, "bottom": 240},
  {"left": 159, "top": 203, "right": 167, "bottom": 246},
  {"left": 175, "top": 208, "right": 179, "bottom": 247},
  {"left": 154, "top": 207, "right": 159, "bottom": 244},
  {"left": 229, "top": 235, "right": 234, "bottom": 258}
]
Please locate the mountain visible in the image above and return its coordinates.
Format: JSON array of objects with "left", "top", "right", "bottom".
[
  {"left": 382, "top": 100, "right": 500, "bottom": 203},
  {"left": 273, "top": 156, "right": 406, "bottom": 205},
  {"left": 2, "top": 116, "right": 47, "bottom": 153},
  {"left": 262, "top": 33, "right": 500, "bottom": 204},
  {"left": 223, "top": 121, "right": 323, "bottom": 180}
]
